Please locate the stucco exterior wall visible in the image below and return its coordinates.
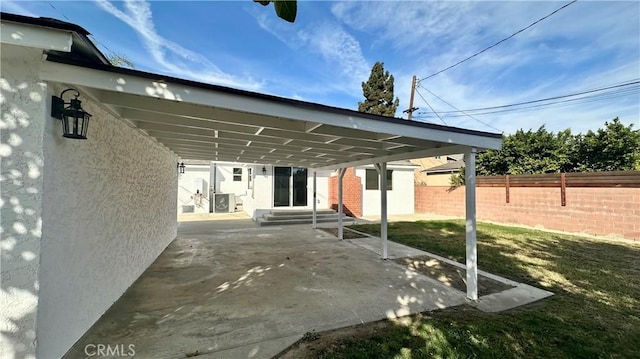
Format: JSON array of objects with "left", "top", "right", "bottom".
[
  {"left": 37, "top": 84, "right": 178, "bottom": 358},
  {"left": 227, "top": 165, "right": 330, "bottom": 219},
  {"left": 178, "top": 164, "right": 211, "bottom": 214},
  {"left": 425, "top": 173, "right": 455, "bottom": 186},
  {"left": 357, "top": 166, "right": 416, "bottom": 216},
  {"left": 1, "top": 44, "right": 48, "bottom": 359},
  {"left": 216, "top": 164, "right": 250, "bottom": 198}
]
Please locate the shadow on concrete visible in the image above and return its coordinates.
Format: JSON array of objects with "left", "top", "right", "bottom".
[
  {"left": 63, "top": 223, "right": 468, "bottom": 358},
  {"left": 280, "top": 220, "right": 640, "bottom": 358}
]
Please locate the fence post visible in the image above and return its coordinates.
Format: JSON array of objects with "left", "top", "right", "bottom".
[
  {"left": 560, "top": 173, "right": 566, "bottom": 206},
  {"left": 505, "top": 175, "right": 510, "bottom": 203}
]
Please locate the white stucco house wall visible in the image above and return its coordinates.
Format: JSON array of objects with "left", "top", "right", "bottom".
[
  {"left": 357, "top": 161, "right": 417, "bottom": 216},
  {"left": 178, "top": 161, "right": 417, "bottom": 219},
  {"left": 1, "top": 14, "right": 177, "bottom": 359}
]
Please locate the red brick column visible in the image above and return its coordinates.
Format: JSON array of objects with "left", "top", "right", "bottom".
[{"left": 329, "top": 167, "right": 362, "bottom": 217}]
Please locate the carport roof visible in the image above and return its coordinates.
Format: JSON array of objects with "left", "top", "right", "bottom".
[{"left": 3, "top": 12, "right": 502, "bottom": 170}]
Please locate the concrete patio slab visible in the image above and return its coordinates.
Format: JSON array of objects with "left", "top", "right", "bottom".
[
  {"left": 64, "top": 222, "right": 467, "bottom": 359},
  {"left": 345, "top": 233, "right": 554, "bottom": 313}
]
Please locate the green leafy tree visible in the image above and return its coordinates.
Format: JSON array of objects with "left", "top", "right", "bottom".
[
  {"left": 573, "top": 118, "right": 640, "bottom": 172},
  {"left": 476, "top": 126, "right": 576, "bottom": 175},
  {"left": 254, "top": 0, "right": 297, "bottom": 23},
  {"left": 358, "top": 62, "right": 400, "bottom": 117},
  {"left": 470, "top": 118, "right": 639, "bottom": 177}
]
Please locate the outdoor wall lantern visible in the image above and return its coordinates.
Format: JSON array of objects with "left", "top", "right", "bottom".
[
  {"left": 262, "top": 166, "right": 267, "bottom": 175},
  {"left": 51, "top": 88, "right": 92, "bottom": 140},
  {"left": 177, "top": 162, "right": 186, "bottom": 174}
]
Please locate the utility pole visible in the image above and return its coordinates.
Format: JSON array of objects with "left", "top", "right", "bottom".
[{"left": 402, "top": 75, "right": 419, "bottom": 120}]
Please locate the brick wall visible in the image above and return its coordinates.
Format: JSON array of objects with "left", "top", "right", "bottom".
[
  {"left": 415, "top": 185, "right": 640, "bottom": 240},
  {"left": 329, "top": 168, "right": 362, "bottom": 217}
]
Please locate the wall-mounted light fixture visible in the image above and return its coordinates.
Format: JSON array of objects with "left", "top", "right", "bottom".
[
  {"left": 177, "top": 162, "right": 185, "bottom": 174},
  {"left": 51, "top": 89, "right": 92, "bottom": 139},
  {"left": 262, "top": 166, "right": 267, "bottom": 175}
]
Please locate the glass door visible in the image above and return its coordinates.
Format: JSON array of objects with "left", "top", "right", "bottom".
[
  {"left": 273, "top": 167, "right": 308, "bottom": 207},
  {"left": 292, "top": 167, "right": 308, "bottom": 206},
  {"left": 273, "top": 167, "right": 291, "bottom": 207}
]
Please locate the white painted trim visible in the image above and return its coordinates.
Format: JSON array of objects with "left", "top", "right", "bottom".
[
  {"left": 312, "top": 171, "right": 317, "bottom": 229},
  {"left": 465, "top": 147, "right": 478, "bottom": 300},
  {"left": 378, "top": 163, "right": 388, "bottom": 260},
  {"left": 1, "top": 22, "right": 72, "bottom": 51},
  {"left": 337, "top": 168, "right": 346, "bottom": 240},
  {"left": 314, "top": 145, "right": 468, "bottom": 171},
  {"left": 39, "top": 61, "right": 502, "bottom": 152}
]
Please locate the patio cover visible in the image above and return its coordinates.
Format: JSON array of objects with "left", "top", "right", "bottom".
[{"left": 3, "top": 12, "right": 503, "bottom": 300}]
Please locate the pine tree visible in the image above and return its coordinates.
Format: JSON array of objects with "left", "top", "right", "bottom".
[{"left": 358, "top": 62, "right": 399, "bottom": 117}]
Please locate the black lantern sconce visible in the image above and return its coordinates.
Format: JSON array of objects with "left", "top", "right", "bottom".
[
  {"left": 51, "top": 89, "right": 92, "bottom": 139},
  {"left": 262, "top": 166, "right": 267, "bottom": 175},
  {"left": 177, "top": 162, "right": 185, "bottom": 174}
]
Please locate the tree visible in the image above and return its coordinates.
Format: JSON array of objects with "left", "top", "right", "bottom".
[
  {"left": 471, "top": 118, "right": 640, "bottom": 176},
  {"left": 573, "top": 118, "right": 640, "bottom": 172},
  {"left": 254, "top": 0, "right": 297, "bottom": 23},
  {"left": 358, "top": 62, "right": 400, "bottom": 117},
  {"left": 476, "top": 126, "right": 576, "bottom": 176}
]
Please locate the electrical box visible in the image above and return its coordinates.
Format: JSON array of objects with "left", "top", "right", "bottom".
[{"left": 194, "top": 177, "right": 207, "bottom": 197}]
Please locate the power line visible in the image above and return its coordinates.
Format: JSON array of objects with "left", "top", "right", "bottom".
[
  {"left": 47, "top": 2, "right": 71, "bottom": 22},
  {"left": 418, "top": 79, "right": 640, "bottom": 115},
  {"left": 418, "top": 85, "right": 504, "bottom": 133},
  {"left": 415, "top": 88, "right": 447, "bottom": 125},
  {"left": 418, "top": 0, "right": 578, "bottom": 83},
  {"left": 417, "top": 85, "right": 639, "bottom": 118}
]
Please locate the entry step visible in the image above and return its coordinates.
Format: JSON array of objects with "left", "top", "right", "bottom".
[{"left": 257, "top": 209, "right": 355, "bottom": 226}]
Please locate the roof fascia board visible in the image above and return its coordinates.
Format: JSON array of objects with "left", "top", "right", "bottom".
[
  {"left": 1, "top": 21, "right": 72, "bottom": 51},
  {"left": 313, "top": 145, "right": 469, "bottom": 171},
  {"left": 40, "top": 60, "right": 502, "bottom": 150}
]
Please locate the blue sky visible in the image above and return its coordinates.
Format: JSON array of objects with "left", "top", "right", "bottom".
[{"left": 3, "top": 1, "right": 639, "bottom": 135}]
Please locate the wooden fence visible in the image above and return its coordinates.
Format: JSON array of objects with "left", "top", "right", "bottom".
[{"left": 476, "top": 171, "right": 640, "bottom": 206}]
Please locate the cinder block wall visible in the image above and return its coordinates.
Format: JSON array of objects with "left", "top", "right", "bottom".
[
  {"left": 415, "top": 185, "right": 640, "bottom": 240},
  {"left": 329, "top": 168, "right": 362, "bottom": 217}
]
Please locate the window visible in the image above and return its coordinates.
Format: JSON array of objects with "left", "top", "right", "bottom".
[
  {"left": 233, "top": 168, "right": 242, "bottom": 181},
  {"left": 365, "top": 169, "right": 393, "bottom": 190},
  {"left": 247, "top": 168, "right": 253, "bottom": 189}
]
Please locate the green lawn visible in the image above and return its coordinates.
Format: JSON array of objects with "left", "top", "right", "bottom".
[{"left": 312, "top": 221, "right": 640, "bottom": 359}]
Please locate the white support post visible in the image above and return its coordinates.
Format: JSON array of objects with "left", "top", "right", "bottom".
[
  {"left": 465, "top": 147, "right": 478, "bottom": 300},
  {"left": 312, "top": 170, "right": 317, "bottom": 229},
  {"left": 379, "top": 162, "right": 388, "bottom": 260},
  {"left": 337, "top": 168, "right": 346, "bottom": 240}
]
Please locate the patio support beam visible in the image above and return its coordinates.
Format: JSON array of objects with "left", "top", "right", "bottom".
[
  {"left": 337, "top": 168, "right": 346, "bottom": 240},
  {"left": 312, "top": 171, "right": 317, "bottom": 229},
  {"left": 375, "top": 163, "right": 388, "bottom": 260},
  {"left": 465, "top": 147, "right": 478, "bottom": 300}
]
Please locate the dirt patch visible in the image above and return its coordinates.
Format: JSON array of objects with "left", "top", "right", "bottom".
[
  {"left": 393, "top": 256, "right": 515, "bottom": 296},
  {"left": 319, "top": 227, "right": 370, "bottom": 240},
  {"left": 274, "top": 320, "right": 392, "bottom": 359}
]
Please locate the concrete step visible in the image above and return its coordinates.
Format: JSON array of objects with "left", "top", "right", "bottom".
[
  {"left": 257, "top": 217, "right": 355, "bottom": 227},
  {"left": 262, "top": 213, "right": 342, "bottom": 221},
  {"left": 269, "top": 209, "right": 336, "bottom": 216}
]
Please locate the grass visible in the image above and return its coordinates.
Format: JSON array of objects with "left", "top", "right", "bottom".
[{"left": 299, "top": 220, "right": 640, "bottom": 359}]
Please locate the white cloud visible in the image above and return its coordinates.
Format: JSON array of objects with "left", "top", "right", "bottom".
[
  {"left": 333, "top": 1, "right": 639, "bottom": 134},
  {"left": 0, "top": 0, "right": 37, "bottom": 17},
  {"left": 95, "top": 0, "right": 262, "bottom": 90},
  {"left": 254, "top": 10, "right": 369, "bottom": 95}
]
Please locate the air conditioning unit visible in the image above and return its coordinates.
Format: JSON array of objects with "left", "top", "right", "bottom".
[{"left": 214, "top": 193, "right": 236, "bottom": 213}]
